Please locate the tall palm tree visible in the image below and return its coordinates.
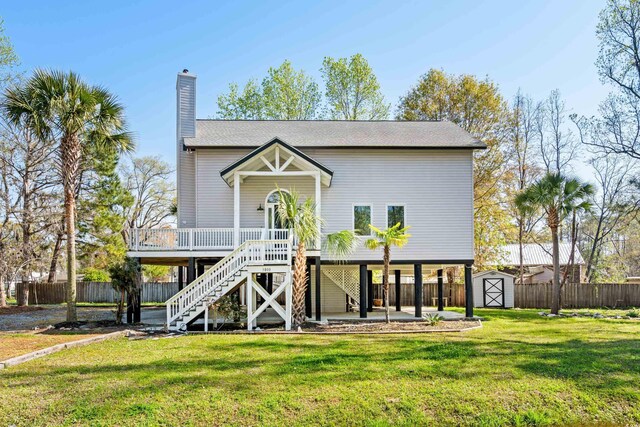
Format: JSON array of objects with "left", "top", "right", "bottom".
[
  {"left": 515, "top": 173, "right": 593, "bottom": 314},
  {"left": 276, "top": 189, "right": 356, "bottom": 328},
  {"left": 365, "top": 223, "right": 411, "bottom": 323},
  {"left": 3, "top": 69, "right": 133, "bottom": 321}
]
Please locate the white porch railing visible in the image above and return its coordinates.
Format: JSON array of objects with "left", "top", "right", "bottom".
[{"left": 129, "top": 228, "right": 292, "bottom": 251}]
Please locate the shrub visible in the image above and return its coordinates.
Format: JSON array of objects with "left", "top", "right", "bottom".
[
  {"left": 210, "top": 295, "right": 244, "bottom": 328},
  {"left": 423, "top": 313, "right": 443, "bottom": 326},
  {"left": 82, "top": 268, "right": 110, "bottom": 282},
  {"left": 143, "top": 265, "right": 171, "bottom": 282},
  {"left": 108, "top": 258, "right": 142, "bottom": 324},
  {"left": 627, "top": 309, "right": 639, "bottom": 318}
]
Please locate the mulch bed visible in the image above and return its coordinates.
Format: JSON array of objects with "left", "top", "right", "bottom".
[
  {"left": 309, "top": 320, "right": 480, "bottom": 333},
  {"left": 190, "top": 319, "right": 482, "bottom": 334},
  {"left": 53, "top": 319, "right": 123, "bottom": 330},
  {"left": 0, "top": 306, "right": 45, "bottom": 316}
]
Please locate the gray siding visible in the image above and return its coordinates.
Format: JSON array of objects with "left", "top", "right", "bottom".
[
  {"left": 307, "top": 149, "right": 474, "bottom": 261},
  {"left": 310, "top": 266, "right": 348, "bottom": 313},
  {"left": 176, "top": 74, "right": 197, "bottom": 227},
  {"left": 182, "top": 147, "right": 475, "bottom": 261}
]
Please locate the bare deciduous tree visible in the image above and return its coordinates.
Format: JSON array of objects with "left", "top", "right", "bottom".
[
  {"left": 581, "top": 155, "right": 639, "bottom": 282},
  {"left": 1, "top": 114, "right": 60, "bottom": 287},
  {"left": 0, "top": 135, "right": 19, "bottom": 306},
  {"left": 538, "top": 90, "right": 579, "bottom": 173},
  {"left": 586, "top": 0, "right": 640, "bottom": 159},
  {"left": 510, "top": 91, "right": 544, "bottom": 284},
  {"left": 121, "top": 155, "right": 176, "bottom": 244}
]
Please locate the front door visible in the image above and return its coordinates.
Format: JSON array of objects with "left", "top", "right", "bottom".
[
  {"left": 266, "top": 204, "right": 283, "bottom": 229},
  {"left": 265, "top": 189, "right": 287, "bottom": 239}
]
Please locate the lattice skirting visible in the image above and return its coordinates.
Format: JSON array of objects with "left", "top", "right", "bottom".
[{"left": 322, "top": 266, "right": 360, "bottom": 302}]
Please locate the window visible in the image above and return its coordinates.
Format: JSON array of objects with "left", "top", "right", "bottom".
[
  {"left": 387, "top": 205, "right": 405, "bottom": 228},
  {"left": 265, "top": 189, "right": 289, "bottom": 229},
  {"left": 353, "top": 205, "right": 372, "bottom": 236}
]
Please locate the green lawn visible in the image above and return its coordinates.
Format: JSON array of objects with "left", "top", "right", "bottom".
[{"left": 1, "top": 309, "right": 638, "bottom": 426}]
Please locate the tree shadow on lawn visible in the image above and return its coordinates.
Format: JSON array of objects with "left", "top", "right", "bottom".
[
  {"left": 2, "top": 337, "right": 639, "bottom": 427},
  {"left": 3, "top": 333, "right": 639, "bottom": 397}
]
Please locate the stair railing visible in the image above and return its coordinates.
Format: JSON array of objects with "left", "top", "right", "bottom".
[{"left": 166, "top": 236, "right": 292, "bottom": 327}]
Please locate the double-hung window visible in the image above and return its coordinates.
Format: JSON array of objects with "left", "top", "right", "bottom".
[
  {"left": 353, "top": 205, "right": 372, "bottom": 236},
  {"left": 386, "top": 204, "right": 406, "bottom": 228}
]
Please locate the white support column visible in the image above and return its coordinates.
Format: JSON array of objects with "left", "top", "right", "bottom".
[
  {"left": 204, "top": 304, "right": 209, "bottom": 332},
  {"left": 285, "top": 271, "right": 292, "bottom": 331},
  {"left": 315, "top": 172, "right": 321, "bottom": 250},
  {"left": 252, "top": 282, "right": 258, "bottom": 328},
  {"left": 234, "top": 172, "right": 240, "bottom": 248},
  {"left": 246, "top": 275, "right": 253, "bottom": 331}
]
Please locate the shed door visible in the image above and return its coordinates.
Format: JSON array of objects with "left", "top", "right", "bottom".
[{"left": 483, "top": 278, "right": 505, "bottom": 307}]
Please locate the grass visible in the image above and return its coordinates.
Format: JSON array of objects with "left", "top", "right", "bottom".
[
  {"left": 0, "top": 309, "right": 639, "bottom": 426},
  {"left": 0, "top": 331, "right": 103, "bottom": 360}
]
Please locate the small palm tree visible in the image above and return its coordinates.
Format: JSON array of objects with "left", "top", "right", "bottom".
[
  {"left": 277, "top": 189, "right": 356, "bottom": 328},
  {"left": 515, "top": 173, "right": 593, "bottom": 314},
  {"left": 3, "top": 70, "right": 133, "bottom": 322},
  {"left": 365, "top": 223, "right": 411, "bottom": 323}
]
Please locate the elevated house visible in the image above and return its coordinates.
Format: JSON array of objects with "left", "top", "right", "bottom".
[
  {"left": 493, "top": 243, "right": 586, "bottom": 284},
  {"left": 127, "top": 71, "right": 486, "bottom": 331}
]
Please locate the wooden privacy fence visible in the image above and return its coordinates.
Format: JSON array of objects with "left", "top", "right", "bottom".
[
  {"left": 373, "top": 282, "right": 640, "bottom": 309},
  {"left": 16, "top": 282, "right": 179, "bottom": 305},
  {"left": 372, "top": 283, "right": 466, "bottom": 307},
  {"left": 15, "top": 281, "right": 640, "bottom": 308},
  {"left": 514, "top": 282, "right": 640, "bottom": 309}
]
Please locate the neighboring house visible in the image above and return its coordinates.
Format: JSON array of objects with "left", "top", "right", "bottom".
[
  {"left": 493, "top": 243, "right": 586, "bottom": 284},
  {"left": 127, "top": 71, "right": 486, "bottom": 330}
]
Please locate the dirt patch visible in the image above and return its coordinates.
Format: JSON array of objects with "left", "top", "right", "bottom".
[
  {"left": 0, "top": 306, "right": 117, "bottom": 332},
  {"left": 0, "top": 330, "right": 104, "bottom": 360},
  {"left": 0, "top": 306, "right": 45, "bottom": 316}
]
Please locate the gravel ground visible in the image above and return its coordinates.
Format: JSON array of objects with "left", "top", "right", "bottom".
[{"left": 0, "top": 306, "right": 116, "bottom": 331}]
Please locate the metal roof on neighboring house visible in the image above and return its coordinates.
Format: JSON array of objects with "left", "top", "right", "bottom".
[
  {"left": 183, "top": 120, "right": 486, "bottom": 149},
  {"left": 492, "top": 243, "right": 586, "bottom": 266}
]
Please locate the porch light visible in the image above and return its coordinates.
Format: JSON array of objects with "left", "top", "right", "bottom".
[{"left": 257, "top": 204, "right": 264, "bottom": 212}]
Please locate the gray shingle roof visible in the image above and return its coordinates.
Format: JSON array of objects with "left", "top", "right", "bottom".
[
  {"left": 183, "top": 120, "right": 486, "bottom": 149},
  {"left": 491, "top": 243, "right": 586, "bottom": 266}
]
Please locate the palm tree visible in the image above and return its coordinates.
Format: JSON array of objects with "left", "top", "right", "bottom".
[
  {"left": 515, "top": 173, "right": 593, "bottom": 314},
  {"left": 365, "top": 223, "right": 411, "bottom": 323},
  {"left": 276, "top": 189, "right": 356, "bottom": 328},
  {"left": 3, "top": 69, "right": 133, "bottom": 322}
]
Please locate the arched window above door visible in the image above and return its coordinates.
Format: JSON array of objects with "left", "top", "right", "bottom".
[{"left": 266, "top": 189, "right": 285, "bottom": 204}]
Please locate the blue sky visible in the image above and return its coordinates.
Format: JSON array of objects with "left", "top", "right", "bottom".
[{"left": 2, "top": 1, "right": 609, "bottom": 171}]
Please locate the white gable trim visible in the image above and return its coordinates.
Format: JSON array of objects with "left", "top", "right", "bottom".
[{"left": 220, "top": 138, "right": 333, "bottom": 187}]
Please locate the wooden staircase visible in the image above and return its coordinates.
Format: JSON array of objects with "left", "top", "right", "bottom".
[{"left": 166, "top": 237, "right": 292, "bottom": 331}]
